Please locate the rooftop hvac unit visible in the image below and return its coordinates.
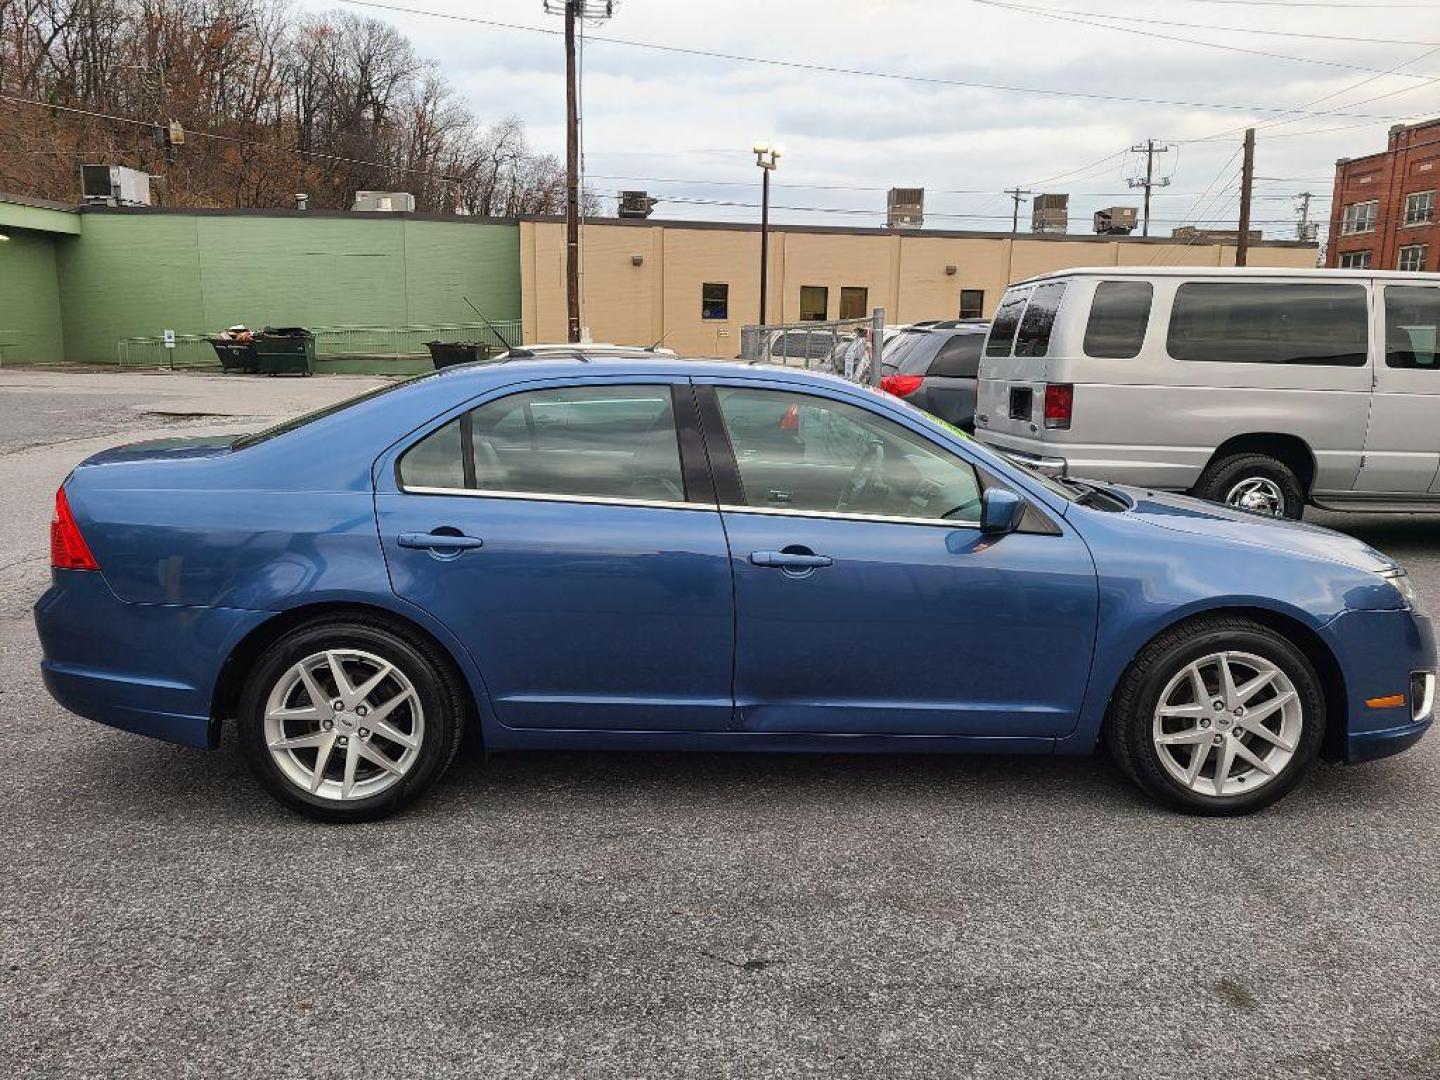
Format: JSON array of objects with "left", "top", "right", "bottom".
[
  {"left": 352, "top": 191, "right": 416, "bottom": 212},
  {"left": 80, "top": 165, "right": 152, "bottom": 207},
  {"left": 1093, "top": 206, "right": 1138, "bottom": 235},
  {"left": 887, "top": 187, "right": 924, "bottom": 229},
  {"left": 618, "top": 190, "right": 658, "bottom": 218},
  {"left": 1031, "top": 193, "right": 1069, "bottom": 233}
]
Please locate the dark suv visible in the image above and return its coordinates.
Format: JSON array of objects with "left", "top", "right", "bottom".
[{"left": 879, "top": 322, "right": 989, "bottom": 430}]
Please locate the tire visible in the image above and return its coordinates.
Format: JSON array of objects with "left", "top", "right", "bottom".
[
  {"left": 237, "top": 618, "right": 465, "bottom": 822},
  {"left": 1105, "top": 616, "right": 1325, "bottom": 816},
  {"left": 1192, "top": 452, "right": 1305, "bottom": 520}
]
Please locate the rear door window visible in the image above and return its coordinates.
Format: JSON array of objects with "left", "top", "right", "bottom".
[
  {"left": 1083, "top": 281, "right": 1153, "bottom": 359},
  {"left": 984, "top": 289, "right": 1030, "bottom": 358},
  {"left": 928, "top": 334, "right": 984, "bottom": 378},
  {"left": 399, "top": 384, "right": 688, "bottom": 503},
  {"left": 1167, "top": 282, "right": 1369, "bottom": 366},
  {"left": 1013, "top": 282, "right": 1067, "bottom": 358},
  {"left": 1384, "top": 285, "right": 1440, "bottom": 369}
]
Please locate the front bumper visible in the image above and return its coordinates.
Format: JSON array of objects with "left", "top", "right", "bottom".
[
  {"left": 34, "top": 570, "right": 269, "bottom": 749},
  {"left": 1323, "top": 608, "right": 1436, "bottom": 765}
]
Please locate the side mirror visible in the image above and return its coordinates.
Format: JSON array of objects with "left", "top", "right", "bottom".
[{"left": 980, "top": 488, "right": 1026, "bottom": 535}]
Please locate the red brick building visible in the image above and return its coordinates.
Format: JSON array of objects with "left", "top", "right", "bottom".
[{"left": 1328, "top": 119, "right": 1440, "bottom": 271}]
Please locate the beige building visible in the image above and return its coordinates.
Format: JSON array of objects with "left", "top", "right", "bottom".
[{"left": 519, "top": 217, "right": 1319, "bottom": 357}]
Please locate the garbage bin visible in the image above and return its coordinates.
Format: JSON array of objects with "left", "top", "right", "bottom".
[
  {"left": 424, "top": 340, "right": 492, "bottom": 370},
  {"left": 209, "top": 338, "right": 257, "bottom": 373},
  {"left": 253, "top": 327, "right": 316, "bottom": 375}
]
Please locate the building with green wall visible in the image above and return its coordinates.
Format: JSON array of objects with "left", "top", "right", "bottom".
[{"left": 0, "top": 194, "right": 522, "bottom": 365}]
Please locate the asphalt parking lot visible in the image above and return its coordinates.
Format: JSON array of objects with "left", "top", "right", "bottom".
[{"left": 3, "top": 370, "right": 1440, "bottom": 1079}]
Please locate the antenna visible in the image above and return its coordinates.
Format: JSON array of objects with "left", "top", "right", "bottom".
[{"left": 461, "top": 296, "right": 515, "bottom": 352}]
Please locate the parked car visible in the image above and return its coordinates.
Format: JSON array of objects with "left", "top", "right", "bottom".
[
  {"left": 879, "top": 322, "right": 990, "bottom": 429},
  {"left": 974, "top": 266, "right": 1440, "bottom": 519},
  {"left": 37, "top": 357, "right": 1433, "bottom": 821}
]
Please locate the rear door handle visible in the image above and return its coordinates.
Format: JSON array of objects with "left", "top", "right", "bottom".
[
  {"left": 749, "top": 550, "right": 833, "bottom": 569},
  {"left": 398, "top": 531, "right": 484, "bottom": 551}
]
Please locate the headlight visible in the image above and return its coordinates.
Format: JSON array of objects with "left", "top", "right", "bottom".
[{"left": 1382, "top": 568, "right": 1424, "bottom": 612}]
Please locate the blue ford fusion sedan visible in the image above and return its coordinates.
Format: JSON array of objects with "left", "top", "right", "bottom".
[{"left": 36, "top": 354, "right": 1435, "bottom": 821}]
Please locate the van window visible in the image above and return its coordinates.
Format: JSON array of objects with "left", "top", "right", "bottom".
[
  {"left": 1013, "top": 282, "right": 1067, "bottom": 358},
  {"left": 984, "top": 289, "right": 1029, "bottom": 357},
  {"left": 1167, "top": 282, "right": 1368, "bottom": 367},
  {"left": 1083, "top": 281, "right": 1152, "bottom": 359},
  {"left": 1385, "top": 286, "right": 1440, "bottom": 369}
]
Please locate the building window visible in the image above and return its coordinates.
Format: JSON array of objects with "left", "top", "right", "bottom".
[
  {"left": 1341, "top": 200, "right": 1379, "bottom": 235},
  {"left": 799, "top": 286, "right": 829, "bottom": 321},
  {"left": 701, "top": 283, "right": 729, "bottom": 320},
  {"left": 1338, "top": 251, "right": 1373, "bottom": 269},
  {"left": 1405, "top": 191, "right": 1435, "bottom": 226},
  {"left": 1399, "top": 244, "right": 1429, "bottom": 272},
  {"left": 959, "top": 289, "right": 985, "bottom": 319},
  {"left": 838, "top": 286, "right": 868, "bottom": 321}
]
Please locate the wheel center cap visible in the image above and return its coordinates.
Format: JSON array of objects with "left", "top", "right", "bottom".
[{"left": 338, "top": 714, "right": 358, "bottom": 731}]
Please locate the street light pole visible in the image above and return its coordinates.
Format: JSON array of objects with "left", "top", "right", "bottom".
[{"left": 754, "top": 141, "right": 782, "bottom": 325}]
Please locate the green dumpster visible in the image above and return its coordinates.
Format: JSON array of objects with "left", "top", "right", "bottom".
[
  {"left": 424, "top": 340, "right": 493, "bottom": 369},
  {"left": 209, "top": 338, "right": 258, "bottom": 373},
  {"left": 253, "top": 327, "right": 316, "bottom": 375}
]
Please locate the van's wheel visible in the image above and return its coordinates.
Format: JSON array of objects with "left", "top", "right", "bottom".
[
  {"left": 1105, "top": 616, "right": 1325, "bottom": 815},
  {"left": 1193, "top": 453, "right": 1305, "bottom": 519},
  {"left": 237, "top": 618, "right": 465, "bottom": 822}
]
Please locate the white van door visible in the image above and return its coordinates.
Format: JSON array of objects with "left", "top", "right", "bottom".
[
  {"left": 1355, "top": 283, "right": 1440, "bottom": 494},
  {"left": 973, "top": 283, "right": 1059, "bottom": 440}
]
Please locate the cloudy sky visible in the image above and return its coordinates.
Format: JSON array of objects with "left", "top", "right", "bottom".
[{"left": 300, "top": 0, "right": 1440, "bottom": 241}]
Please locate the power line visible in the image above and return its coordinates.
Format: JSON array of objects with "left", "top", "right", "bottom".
[
  {"left": 328, "top": 0, "right": 1421, "bottom": 121},
  {"left": 981, "top": 2, "right": 1440, "bottom": 48},
  {"left": 974, "top": 0, "right": 1440, "bottom": 77}
]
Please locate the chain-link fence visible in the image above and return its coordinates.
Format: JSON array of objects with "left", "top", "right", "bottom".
[
  {"left": 739, "top": 310, "right": 885, "bottom": 385},
  {"left": 116, "top": 320, "right": 524, "bottom": 370}
]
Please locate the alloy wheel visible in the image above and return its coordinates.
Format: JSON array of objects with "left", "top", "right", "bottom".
[
  {"left": 1225, "top": 477, "right": 1285, "bottom": 517},
  {"left": 1151, "top": 650, "right": 1303, "bottom": 799},
  {"left": 262, "top": 648, "right": 425, "bottom": 801}
]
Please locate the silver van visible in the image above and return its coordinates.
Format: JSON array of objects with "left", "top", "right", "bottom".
[{"left": 974, "top": 266, "right": 1440, "bottom": 518}]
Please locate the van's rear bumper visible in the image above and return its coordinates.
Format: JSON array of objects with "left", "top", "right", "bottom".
[
  {"left": 974, "top": 428, "right": 1202, "bottom": 490},
  {"left": 34, "top": 569, "right": 270, "bottom": 749}
]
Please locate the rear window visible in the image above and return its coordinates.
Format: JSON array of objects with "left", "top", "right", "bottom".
[
  {"left": 1013, "top": 282, "right": 1067, "bottom": 358},
  {"left": 984, "top": 289, "right": 1029, "bottom": 358},
  {"left": 928, "top": 334, "right": 984, "bottom": 378},
  {"left": 881, "top": 330, "right": 934, "bottom": 374},
  {"left": 232, "top": 377, "right": 422, "bottom": 449},
  {"left": 1167, "top": 282, "right": 1369, "bottom": 366},
  {"left": 1083, "top": 281, "right": 1153, "bottom": 359}
]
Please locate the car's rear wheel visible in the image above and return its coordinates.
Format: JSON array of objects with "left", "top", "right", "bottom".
[
  {"left": 1193, "top": 452, "right": 1305, "bottom": 520},
  {"left": 238, "top": 619, "right": 464, "bottom": 822},
  {"left": 1105, "top": 617, "right": 1325, "bottom": 815}
]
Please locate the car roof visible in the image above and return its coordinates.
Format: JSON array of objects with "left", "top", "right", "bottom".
[
  {"left": 495, "top": 343, "right": 678, "bottom": 360},
  {"left": 433, "top": 354, "right": 852, "bottom": 387},
  {"left": 1011, "top": 266, "right": 1440, "bottom": 286}
]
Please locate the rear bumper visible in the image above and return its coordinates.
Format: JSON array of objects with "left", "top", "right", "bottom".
[
  {"left": 974, "top": 429, "right": 1203, "bottom": 489},
  {"left": 34, "top": 570, "right": 269, "bottom": 749}
]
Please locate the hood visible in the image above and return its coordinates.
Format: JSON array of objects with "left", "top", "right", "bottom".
[
  {"left": 78, "top": 434, "right": 239, "bottom": 468},
  {"left": 1113, "top": 487, "right": 1396, "bottom": 574}
]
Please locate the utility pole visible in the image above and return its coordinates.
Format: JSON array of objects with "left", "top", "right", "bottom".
[
  {"left": 1295, "top": 191, "right": 1316, "bottom": 243},
  {"left": 754, "top": 141, "right": 782, "bottom": 324},
  {"left": 1004, "top": 188, "right": 1033, "bottom": 236},
  {"left": 1236, "top": 127, "right": 1256, "bottom": 267},
  {"left": 546, "top": 1, "right": 614, "bottom": 342},
  {"left": 1128, "top": 139, "right": 1171, "bottom": 237}
]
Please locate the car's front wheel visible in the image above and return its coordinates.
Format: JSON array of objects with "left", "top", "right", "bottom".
[
  {"left": 1106, "top": 617, "right": 1325, "bottom": 815},
  {"left": 238, "top": 618, "right": 464, "bottom": 822}
]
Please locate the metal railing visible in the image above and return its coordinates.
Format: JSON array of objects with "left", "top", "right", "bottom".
[
  {"left": 116, "top": 320, "right": 525, "bottom": 370},
  {"left": 739, "top": 310, "right": 885, "bottom": 385}
]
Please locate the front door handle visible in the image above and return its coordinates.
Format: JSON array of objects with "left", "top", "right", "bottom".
[
  {"left": 749, "top": 549, "right": 833, "bottom": 570},
  {"left": 398, "top": 531, "right": 484, "bottom": 552}
]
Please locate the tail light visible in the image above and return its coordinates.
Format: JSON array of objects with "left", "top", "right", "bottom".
[
  {"left": 880, "top": 374, "right": 924, "bottom": 399},
  {"left": 51, "top": 487, "right": 99, "bottom": 571},
  {"left": 1043, "top": 383, "right": 1073, "bottom": 429}
]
